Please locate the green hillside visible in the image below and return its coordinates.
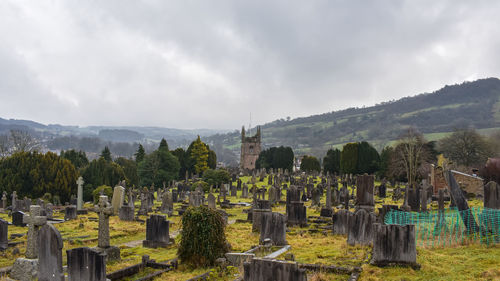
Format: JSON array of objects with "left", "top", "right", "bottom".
[{"left": 207, "top": 78, "right": 500, "bottom": 160}]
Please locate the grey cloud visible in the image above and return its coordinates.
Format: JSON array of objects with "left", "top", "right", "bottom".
[{"left": 0, "top": 0, "right": 499, "bottom": 128}]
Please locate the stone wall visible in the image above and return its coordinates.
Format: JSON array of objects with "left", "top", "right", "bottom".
[{"left": 431, "top": 165, "right": 484, "bottom": 196}]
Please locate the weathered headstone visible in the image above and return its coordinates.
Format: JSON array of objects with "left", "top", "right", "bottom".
[
  {"left": 143, "top": 215, "right": 171, "bottom": 248},
  {"left": 259, "top": 212, "right": 287, "bottom": 246},
  {"left": 438, "top": 188, "right": 445, "bottom": 211},
  {"left": 371, "top": 223, "right": 418, "bottom": 268},
  {"left": 118, "top": 205, "right": 135, "bottom": 221},
  {"left": 111, "top": 185, "right": 125, "bottom": 215},
  {"left": 207, "top": 193, "right": 216, "bottom": 209},
  {"left": 65, "top": 205, "right": 77, "bottom": 221},
  {"left": 1, "top": 192, "right": 6, "bottom": 210},
  {"left": 67, "top": 247, "right": 106, "bottom": 281},
  {"left": 241, "top": 183, "right": 249, "bottom": 198},
  {"left": 484, "top": 181, "right": 500, "bottom": 209},
  {"left": 287, "top": 201, "right": 307, "bottom": 227},
  {"left": 12, "top": 211, "right": 26, "bottom": 227},
  {"left": 420, "top": 187, "right": 428, "bottom": 212},
  {"left": 407, "top": 187, "right": 420, "bottom": 212},
  {"left": 444, "top": 171, "right": 480, "bottom": 233},
  {"left": 76, "top": 176, "right": 84, "bottom": 211},
  {"left": 37, "top": 224, "right": 64, "bottom": 281},
  {"left": 160, "top": 191, "right": 173, "bottom": 215},
  {"left": 356, "top": 174, "right": 375, "bottom": 211},
  {"left": 347, "top": 209, "right": 377, "bottom": 246},
  {"left": 0, "top": 218, "right": 7, "bottom": 250},
  {"left": 332, "top": 209, "right": 350, "bottom": 235},
  {"left": 320, "top": 184, "right": 333, "bottom": 217},
  {"left": 379, "top": 180, "right": 387, "bottom": 198},
  {"left": 252, "top": 209, "right": 271, "bottom": 232}
]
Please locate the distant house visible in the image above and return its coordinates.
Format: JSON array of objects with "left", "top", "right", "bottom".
[{"left": 430, "top": 164, "right": 484, "bottom": 196}]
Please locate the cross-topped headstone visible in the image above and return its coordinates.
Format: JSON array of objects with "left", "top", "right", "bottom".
[
  {"left": 1, "top": 192, "right": 6, "bottom": 209},
  {"left": 23, "top": 205, "right": 47, "bottom": 259},
  {"left": 76, "top": 176, "right": 84, "bottom": 211},
  {"left": 96, "top": 196, "right": 113, "bottom": 248}
]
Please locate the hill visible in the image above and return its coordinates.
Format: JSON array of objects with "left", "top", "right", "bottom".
[{"left": 206, "top": 78, "right": 500, "bottom": 161}]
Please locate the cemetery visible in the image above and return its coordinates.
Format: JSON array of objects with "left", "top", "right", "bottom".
[{"left": 0, "top": 168, "right": 498, "bottom": 280}]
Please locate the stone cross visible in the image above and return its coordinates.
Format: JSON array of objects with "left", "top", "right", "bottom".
[
  {"left": 12, "top": 191, "right": 18, "bottom": 211},
  {"left": 23, "top": 205, "right": 47, "bottom": 259},
  {"left": 76, "top": 176, "right": 84, "bottom": 211},
  {"left": 96, "top": 196, "right": 113, "bottom": 248}
]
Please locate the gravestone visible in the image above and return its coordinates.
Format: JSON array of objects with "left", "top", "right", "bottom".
[
  {"left": 12, "top": 191, "right": 18, "bottom": 212},
  {"left": 111, "top": 185, "right": 125, "bottom": 215},
  {"left": 332, "top": 209, "right": 350, "bottom": 235},
  {"left": 378, "top": 205, "right": 400, "bottom": 224},
  {"left": 484, "top": 181, "right": 500, "bottom": 209},
  {"left": 0, "top": 218, "right": 7, "bottom": 250},
  {"left": 76, "top": 176, "right": 84, "bottom": 211},
  {"left": 287, "top": 201, "right": 307, "bottom": 227},
  {"left": 65, "top": 205, "right": 77, "bottom": 220},
  {"left": 379, "top": 180, "right": 387, "bottom": 198},
  {"left": 160, "top": 191, "right": 173, "bottom": 215},
  {"left": 356, "top": 174, "right": 375, "bottom": 211},
  {"left": 444, "top": 171, "right": 480, "bottom": 233},
  {"left": 208, "top": 193, "right": 216, "bottom": 209},
  {"left": 371, "top": 223, "right": 418, "bottom": 268},
  {"left": 252, "top": 209, "right": 271, "bottom": 232},
  {"left": 67, "top": 247, "right": 106, "bottom": 281},
  {"left": 12, "top": 211, "right": 26, "bottom": 227},
  {"left": 94, "top": 195, "right": 120, "bottom": 262},
  {"left": 11, "top": 205, "right": 47, "bottom": 281},
  {"left": 243, "top": 258, "right": 307, "bottom": 281},
  {"left": 242, "top": 183, "right": 249, "bottom": 198},
  {"left": 37, "top": 224, "right": 64, "bottom": 281},
  {"left": 257, "top": 200, "right": 271, "bottom": 210},
  {"left": 347, "top": 209, "right": 377, "bottom": 246},
  {"left": 320, "top": 184, "right": 333, "bottom": 217},
  {"left": 420, "top": 187, "right": 428, "bottom": 212},
  {"left": 407, "top": 187, "right": 420, "bottom": 212},
  {"left": 143, "top": 215, "right": 171, "bottom": 248},
  {"left": 259, "top": 212, "right": 287, "bottom": 246},
  {"left": 230, "top": 183, "right": 237, "bottom": 197},
  {"left": 137, "top": 192, "right": 149, "bottom": 216},
  {"left": 118, "top": 205, "right": 135, "bottom": 221},
  {"left": 172, "top": 189, "right": 178, "bottom": 203},
  {"left": 311, "top": 187, "right": 321, "bottom": 206}
]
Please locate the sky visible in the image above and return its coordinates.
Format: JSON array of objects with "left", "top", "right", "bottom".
[{"left": 1, "top": 1, "right": 499, "bottom": 129}]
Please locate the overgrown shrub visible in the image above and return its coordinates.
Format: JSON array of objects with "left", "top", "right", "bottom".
[
  {"left": 191, "top": 180, "right": 210, "bottom": 192},
  {"left": 178, "top": 206, "right": 229, "bottom": 266}
]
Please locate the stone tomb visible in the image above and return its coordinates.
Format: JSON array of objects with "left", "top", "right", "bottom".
[
  {"left": 243, "top": 258, "right": 307, "bottom": 281},
  {"left": 67, "top": 247, "right": 106, "bottom": 281},
  {"left": 371, "top": 223, "right": 418, "bottom": 268},
  {"left": 143, "top": 215, "right": 171, "bottom": 248},
  {"left": 37, "top": 224, "right": 64, "bottom": 281},
  {"left": 347, "top": 209, "right": 377, "bottom": 246},
  {"left": 259, "top": 212, "right": 287, "bottom": 246}
]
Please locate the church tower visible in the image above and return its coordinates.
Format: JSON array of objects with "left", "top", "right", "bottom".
[{"left": 240, "top": 126, "right": 261, "bottom": 171}]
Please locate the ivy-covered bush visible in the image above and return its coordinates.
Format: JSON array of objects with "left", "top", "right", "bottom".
[
  {"left": 92, "top": 185, "right": 113, "bottom": 203},
  {"left": 178, "top": 206, "right": 229, "bottom": 266}
]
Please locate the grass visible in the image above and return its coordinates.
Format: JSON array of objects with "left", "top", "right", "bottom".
[{"left": 1, "top": 175, "right": 499, "bottom": 280}]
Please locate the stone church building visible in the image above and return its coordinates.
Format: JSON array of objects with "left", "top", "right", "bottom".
[{"left": 240, "top": 126, "right": 261, "bottom": 171}]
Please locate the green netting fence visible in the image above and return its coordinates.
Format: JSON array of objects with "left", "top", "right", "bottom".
[{"left": 384, "top": 207, "right": 500, "bottom": 247}]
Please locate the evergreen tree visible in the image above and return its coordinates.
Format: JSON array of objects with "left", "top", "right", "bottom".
[
  {"left": 256, "top": 146, "right": 294, "bottom": 172},
  {"left": 115, "top": 157, "right": 138, "bottom": 187},
  {"left": 188, "top": 136, "right": 209, "bottom": 175},
  {"left": 323, "top": 148, "right": 341, "bottom": 175},
  {"left": 100, "top": 146, "right": 112, "bottom": 161},
  {"left": 81, "top": 158, "right": 126, "bottom": 200},
  {"left": 158, "top": 138, "right": 169, "bottom": 152},
  {"left": 135, "top": 144, "right": 146, "bottom": 163},
  {"left": 138, "top": 149, "right": 180, "bottom": 187},
  {"left": 340, "top": 143, "right": 358, "bottom": 174},
  {"left": 172, "top": 147, "right": 187, "bottom": 179},
  {"left": 356, "top": 141, "right": 380, "bottom": 174},
  {"left": 300, "top": 155, "right": 321, "bottom": 173},
  {"left": 377, "top": 146, "right": 393, "bottom": 179},
  {"left": 60, "top": 149, "right": 89, "bottom": 170}
]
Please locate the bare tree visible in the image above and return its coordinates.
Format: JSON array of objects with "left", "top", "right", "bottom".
[
  {"left": 391, "top": 128, "right": 430, "bottom": 188},
  {"left": 439, "top": 128, "right": 493, "bottom": 167},
  {"left": 9, "top": 130, "right": 40, "bottom": 154}
]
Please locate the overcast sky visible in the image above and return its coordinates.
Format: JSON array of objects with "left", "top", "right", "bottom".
[{"left": 1, "top": 1, "right": 499, "bottom": 129}]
